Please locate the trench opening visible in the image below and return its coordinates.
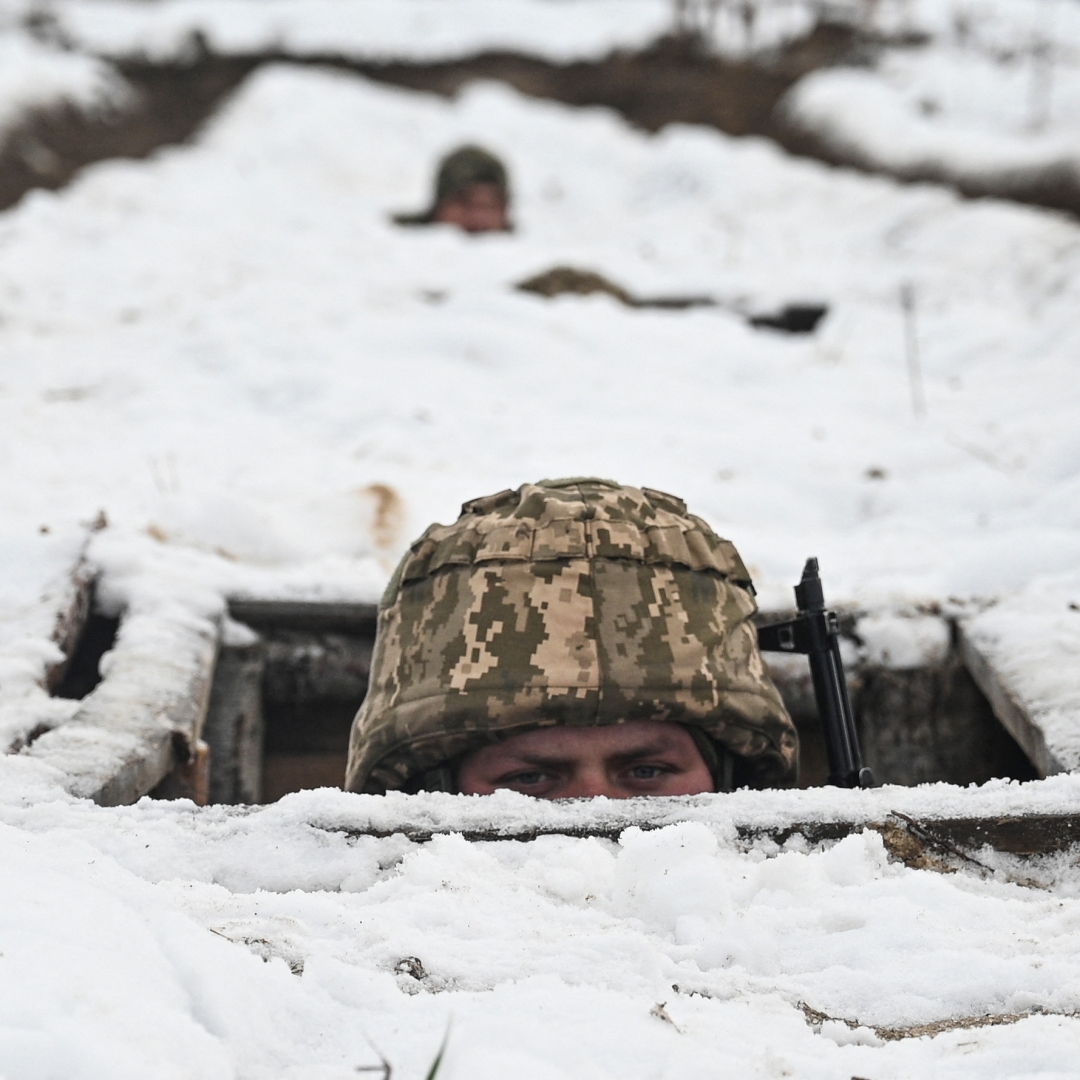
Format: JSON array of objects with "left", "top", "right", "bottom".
[
  {"left": 201, "top": 601, "right": 1037, "bottom": 804},
  {"left": 259, "top": 628, "right": 373, "bottom": 802},
  {"left": 780, "top": 652, "right": 1039, "bottom": 789},
  {"left": 51, "top": 609, "right": 120, "bottom": 701},
  {"left": 5, "top": 24, "right": 1077, "bottom": 220},
  {"left": 200, "top": 601, "right": 375, "bottom": 804}
]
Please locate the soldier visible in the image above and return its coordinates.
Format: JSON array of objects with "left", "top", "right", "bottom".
[
  {"left": 345, "top": 478, "right": 797, "bottom": 798},
  {"left": 393, "top": 144, "right": 511, "bottom": 234}
]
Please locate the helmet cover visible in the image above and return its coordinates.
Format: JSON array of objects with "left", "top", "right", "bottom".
[{"left": 345, "top": 478, "right": 798, "bottom": 793}]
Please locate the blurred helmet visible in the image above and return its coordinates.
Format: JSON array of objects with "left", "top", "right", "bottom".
[
  {"left": 345, "top": 478, "right": 797, "bottom": 794},
  {"left": 433, "top": 144, "right": 509, "bottom": 206}
]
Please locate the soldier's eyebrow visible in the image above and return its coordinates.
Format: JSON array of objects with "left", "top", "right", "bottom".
[
  {"left": 502, "top": 744, "right": 682, "bottom": 772},
  {"left": 494, "top": 739, "right": 688, "bottom": 773},
  {"left": 607, "top": 742, "right": 682, "bottom": 765},
  {"left": 501, "top": 753, "right": 575, "bottom": 769}
]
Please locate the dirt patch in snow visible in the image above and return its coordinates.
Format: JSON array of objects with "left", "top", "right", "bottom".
[
  {"left": 0, "top": 54, "right": 258, "bottom": 211},
  {"left": 351, "top": 26, "right": 861, "bottom": 137},
  {"left": 778, "top": 112, "right": 1080, "bottom": 221},
  {"left": 798, "top": 1001, "right": 1079, "bottom": 1042}
]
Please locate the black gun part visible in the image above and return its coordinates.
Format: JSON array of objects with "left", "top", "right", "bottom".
[{"left": 756, "top": 558, "right": 875, "bottom": 789}]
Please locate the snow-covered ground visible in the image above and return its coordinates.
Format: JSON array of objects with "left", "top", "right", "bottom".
[
  {"left": 765, "top": 0, "right": 1080, "bottom": 209},
  {"left": 18, "top": 0, "right": 1080, "bottom": 210},
  {"left": 47, "top": 0, "right": 677, "bottom": 63},
  {"left": 4, "top": 68, "right": 1079, "bottom": 606},
  {"left": 782, "top": 34, "right": 1080, "bottom": 204},
  {"left": 46, "top": 0, "right": 1079, "bottom": 68},
  {"left": 0, "top": 27, "right": 130, "bottom": 139},
  {"left": 1, "top": 2, "right": 1080, "bottom": 1075},
  {"left": 4, "top": 780, "right": 1080, "bottom": 1078},
  {"left": 3, "top": 66, "right": 1080, "bottom": 760}
]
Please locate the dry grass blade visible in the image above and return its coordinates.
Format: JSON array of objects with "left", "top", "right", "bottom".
[
  {"left": 355, "top": 1064, "right": 391, "bottom": 1080},
  {"left": 354, "top": 1030, "right": 392, "bottom": 1080},
  {"left": 423, "top": 1025, "right": 451, "bottom": 1080}
]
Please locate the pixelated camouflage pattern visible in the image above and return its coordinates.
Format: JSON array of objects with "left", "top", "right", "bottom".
[{"left": 345, "top": 478, "right": 797, "bottom": 794}]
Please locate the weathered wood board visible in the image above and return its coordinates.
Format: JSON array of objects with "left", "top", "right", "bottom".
[
  {"left": 957, "top": 623, "right": 1066, "bottom": 778},
  {"left": 228, "top": 598, "right": 377, "bottom": 636},
  {"left": 316, "top": 810, "right": 1080, "bottom": 856},
  {"left": 28, "top": 607, "right": 219, "bottom": 805}
]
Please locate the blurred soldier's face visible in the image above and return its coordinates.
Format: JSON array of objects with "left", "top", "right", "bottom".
[
  {"left": 457, "top": 720, "right": 714, "bottom": 799},
  {"left": 433, "top": 181, "right": 508, "bottom": 233}
]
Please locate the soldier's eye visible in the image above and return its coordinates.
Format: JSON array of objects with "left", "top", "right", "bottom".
[
  {"left": 506, "top": 770, "right": 548, "bottom": 786},
  {"left": 628, "top": 765, "right": 666, "bottom": 780}
]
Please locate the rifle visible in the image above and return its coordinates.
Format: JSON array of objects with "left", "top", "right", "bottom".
[{"left": 756, "top": 558, "right": 875, "bottom": 788}]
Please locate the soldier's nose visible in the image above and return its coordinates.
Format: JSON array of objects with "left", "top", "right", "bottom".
[{"left": 559, "top": 768, "right": 620, "bottom": 799}]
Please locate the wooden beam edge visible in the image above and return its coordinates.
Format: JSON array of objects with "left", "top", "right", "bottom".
[
  {"left": 956, "top": 624, "right": 1063, "bottom": 778},
  {"left": 44, "top": 557, "right": 96, "bottom": 693},
  {"left": 227, "top": 597, "right": 378, "bottom": 635},
  {"left": 89, "top": 627, "right": 220, "bottom": 806},
  {"left": 311, "top": 811, "right": 1080, "bottom": 856},
  {"left": 28, "top": 616, "right": 220, "bottom": 806}
]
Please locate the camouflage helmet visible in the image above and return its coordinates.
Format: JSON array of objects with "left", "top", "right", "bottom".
[
  {"left": 433, "top": 144, "right": 509, "bottom": 205},
  {"left": 345, "top": 478, "right": 798, "bottom": 794},
  {"left": 393, "top": 144, "right": 510, "bottom": 227}
]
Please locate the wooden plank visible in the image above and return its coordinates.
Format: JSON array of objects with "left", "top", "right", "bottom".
[
  {"left": 150, "top": 740, "right": 211, "bottom": 805},
  {"left": 41, "top": 514, "right": 107, "bottom": 694},
  {"left": 755, "top": 812, "right": 1080, "bottom": 856},
  {"left": 314, "top": 810, "right": 1080, "bottom": 856},
  {"left": 913, "top": 813, "right": 1080, "bottom": 856},
  {"left": 956, "top": 624, "right": 1063, "bottom": 778},
  {"left": 204, "top": 641, "right": 265, "bottom": 804},
  {"left": 28, "top": 611, "right": 219, "bottom": 805},
  {"left": 44, "top": 557, "right": 96, "bottom": 693},
  {"left": 228, "top": 598, "right": 378, "bottom": 636}
]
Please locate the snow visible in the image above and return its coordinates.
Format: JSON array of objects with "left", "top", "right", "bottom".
[
  {"left": 49, "top": 0, "right": 674, "bottom": 63},
  {"left": 2, "top": 67, "right": 1079, "bottom": 616},
  {"left": 0, "top": 29, "right": 131, "bottom": 139},
  {"left": 2, "top": 58, "right": 1079, "bottom": 781},
  {"left": 56, "top": 0, "right": 1080, "bottom": 69},
  {"left": 3, "top": 784, "right": 1080, "bottom": 1077},
  {"left": 10, "top": 777, "right": 1080, "bottom": 866},
  {"left": 962, "top": 574, "right": 1080, "bottom": 772},
  {"left": 0, "top": 5, "right": 1079, "bottom": 1074},
  {"left": 0, "top": 817, "right": 382, "bottom": 1079},
  {"left": 782, "top": 51, "right": 1080, "bottom": 200},
  {"left": 855, "top": 612, "right": 950, "bottom": 670},
  {"left": 0, "top": 521, "right": 91, "bottom": 755},
  {"left": 779, "top": 0, "right": 1080, "bottom": 205}
]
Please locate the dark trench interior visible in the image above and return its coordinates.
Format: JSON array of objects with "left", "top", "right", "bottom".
[
  {"left": 42, "top": 583, "right": 1036, "bottom": 803},
  {"left": 259, "top": 629, "right": 374, "bottom": 802},
  {"left": 51, "top": 610, "right": 120, "bottom": 701},
  {"left": 45, "top": 590, "right": 1037, "bottom": 801},
  {"left": 192, "top": 605, "right": 1037, "bottom": 804}
]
